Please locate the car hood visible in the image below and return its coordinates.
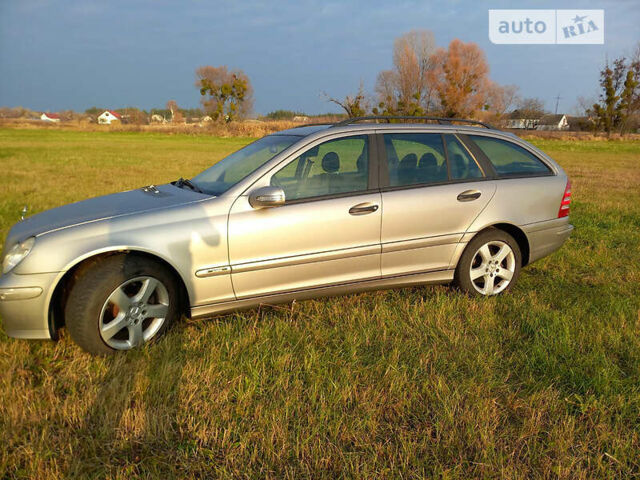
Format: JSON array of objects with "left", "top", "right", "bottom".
[{"left": 4, "top": 183, "right": 209, "bottom": 248}]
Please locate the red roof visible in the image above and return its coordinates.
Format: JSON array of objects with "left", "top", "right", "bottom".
[
  {"left": 42, "top": 112, "right": 60, "bottom": 119},
  {"left": 106, "top": 110, "right": 122, "bottom": 119}
]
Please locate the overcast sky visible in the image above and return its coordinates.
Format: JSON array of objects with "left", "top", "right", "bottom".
[{"left": 0, "top": 0, "right": 638, "bottom": 115}]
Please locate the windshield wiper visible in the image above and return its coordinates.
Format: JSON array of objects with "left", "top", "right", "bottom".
[{"left": 174, "top": 177, "right": 204, "bottom": 193}]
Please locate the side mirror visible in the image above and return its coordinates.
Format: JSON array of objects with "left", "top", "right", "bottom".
[{"left": 248, "top": 186, "right": 285, "bottom": 208}]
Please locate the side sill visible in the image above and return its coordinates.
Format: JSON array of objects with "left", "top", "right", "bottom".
[{"left": 190, "top": 268, "right": 455, "bottom": 319}]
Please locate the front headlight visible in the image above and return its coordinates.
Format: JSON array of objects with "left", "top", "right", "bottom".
[{"left": 2, "top": 237, "right": 36, "bottom": 274}]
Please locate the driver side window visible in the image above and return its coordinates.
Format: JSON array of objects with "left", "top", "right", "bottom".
[{"left": 271, "top": 135, "right": 369, "bottom": 202}]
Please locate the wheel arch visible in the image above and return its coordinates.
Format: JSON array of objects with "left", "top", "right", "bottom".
[
  {"left": 48, "top": 249, "right": 191, "bottom": 337},
  {"left": 469, "top": 223, "right": 531, "bottom": 266}
]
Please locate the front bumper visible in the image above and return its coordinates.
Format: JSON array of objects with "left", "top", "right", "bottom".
[{"left": 0, "top": 271, "right": 61, "bottom": 339}]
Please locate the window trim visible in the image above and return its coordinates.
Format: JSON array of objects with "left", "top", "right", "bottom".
[
  {"left": 268, "top": 133, "right": 380, "bottom": 206},
  {"left": 377, "top": 132, "right": 489, "bottom": 192},
  {"left": 460, "top": 134, "right": 555, "bottom": 179}
]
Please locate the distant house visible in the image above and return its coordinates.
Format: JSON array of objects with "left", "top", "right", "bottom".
[
  {"left": 98, "top": 110, "right": 122, "bottom": 125},
  {"left": 292, "top": 115, "right": 310, "bottom": 122},
  {"left": 536, "top": 114, "right": 569, "bottom": 131},
  {"left": 40, "top": 112, "right": 61, "bottom": 123},
  {"left": 505, "top": 110, "right": 540, "bottom": 130}
]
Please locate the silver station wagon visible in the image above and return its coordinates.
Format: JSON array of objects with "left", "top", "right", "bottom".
[{"left": 0, "top": 117, "right": 573, "bottom": 354}]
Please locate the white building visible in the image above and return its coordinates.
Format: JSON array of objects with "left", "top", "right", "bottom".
[
  {"left": 40, "top": 113, "right": 61, "bottom": 123},
  {"left": 536, "top": 114, "right": 569, "bottom": 131},
  {"left": 98, "top": 110, "right": 122, "bottom": 125},
  {"left": 506, "top": 110, "right": 540, "bottom": 130}
]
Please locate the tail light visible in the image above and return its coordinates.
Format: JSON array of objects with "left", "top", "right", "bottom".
[{"left": 558, "top": 179, "right": 572, "bottom": 218}]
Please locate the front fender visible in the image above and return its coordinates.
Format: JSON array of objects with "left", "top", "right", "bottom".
[{"left": 14, "top": 198, "right": 235, "bottom": 307}]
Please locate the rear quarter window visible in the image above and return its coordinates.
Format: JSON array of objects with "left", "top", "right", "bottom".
[{"left": 469, "top": 136, "right": 551, "bottom": 177}]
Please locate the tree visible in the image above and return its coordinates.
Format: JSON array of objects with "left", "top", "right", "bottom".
[
  {"left": 516, "top": 97, "right": 546, "bottom": 128},
  {"left": 590, "top": 56, "right": 639, "bottom": 136},
  {"left": 166, "top": 100, "right": 184, "bottom": 123},
  {"left": 374, "top": 30, "right": 437, "bottom": 115},
  {"left": 484, "top": 82, "right": 519, "bottom": 121},
  {"left": 626, "top": 43, "right": 640, "bottom": 132},
  {"left": 324, "top": 81, "right": 369, "bottom": 118},
  {"left": 264, "top": 110, "right": 303, "bottom": 120},
  {"left": 428, "top": 39, "right": 490, "bottom": 118},
  {"left": 195, "top": 66, "right": 253, "bottom": 122},
  {"left": 117, "top": 107, "right": 148, "bottom": 125},
  {"left": 84, "top": 106, "right": 104, "bottom": 116}
]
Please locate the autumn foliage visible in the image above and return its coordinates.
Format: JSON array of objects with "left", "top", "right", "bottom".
[
  {"left": 428, "top": 39, "right": 489, "bottom": 118},
  {"left": 367, "top": 31, "right": 516, "bottom": 120}
]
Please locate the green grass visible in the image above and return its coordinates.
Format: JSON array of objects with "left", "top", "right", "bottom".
[{"left": 1, "top": 128, "right": 639, "bottom": 478}]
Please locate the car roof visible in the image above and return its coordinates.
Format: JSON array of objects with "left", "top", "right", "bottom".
[{"left": 274, "top": 122, "right": 521, "bottom": 141}]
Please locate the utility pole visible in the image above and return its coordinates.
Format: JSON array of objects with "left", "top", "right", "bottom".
[{"left": 554, "top": 94, "right": 562, "bottom": 115}]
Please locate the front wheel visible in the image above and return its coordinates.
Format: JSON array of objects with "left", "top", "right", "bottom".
[
  {"left": 455, "top": 229, "right": 522, "bottom": 296},
  {"left": 65, "top": 254, "right": 182, "bottom": 355}
]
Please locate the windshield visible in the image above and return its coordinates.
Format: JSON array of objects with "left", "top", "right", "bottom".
[{"left": 191, "top": 135, "right": 301, "bottom": 195}]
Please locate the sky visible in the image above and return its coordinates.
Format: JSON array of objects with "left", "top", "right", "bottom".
[{"left": 0, "top": 0, "right": 638, "bottom": 115}]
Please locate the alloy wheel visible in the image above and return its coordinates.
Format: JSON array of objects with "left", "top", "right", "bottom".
[
  {"left": 469, "top": 241, "right": 516, "bottom": 295},
  {"left": 99, "top": 276, "right": 170, "bottom": 350}
]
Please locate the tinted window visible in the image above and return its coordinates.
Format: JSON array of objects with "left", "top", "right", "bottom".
[
  {"left": 444, "top": 134, "right": 483, "bottom": 180},
  {"left": 470, "top": 136, "right": 551, "bottom": 176},
  {"left": 271, "top": 135, "right": 369, "bottom": 201},
  {"left": 383, "top": 133, "right": 448, "bottom": 187}
]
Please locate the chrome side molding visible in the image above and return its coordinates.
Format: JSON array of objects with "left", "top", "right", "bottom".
[{"left": 195, "top": 265, "right": 231, "bottom": 278}]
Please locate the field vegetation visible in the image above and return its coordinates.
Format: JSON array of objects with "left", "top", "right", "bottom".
[{"left": 0, "top": 128, "right": 639, "bottom": 478}]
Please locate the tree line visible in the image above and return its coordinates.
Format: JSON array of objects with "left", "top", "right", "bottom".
[{"left": 2, "top": 30, "right": 638, "bottom": 134}]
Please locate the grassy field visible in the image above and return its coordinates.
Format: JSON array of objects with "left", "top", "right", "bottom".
[{"left": 0, "top": 128, "right": 639, "bottom": 479}]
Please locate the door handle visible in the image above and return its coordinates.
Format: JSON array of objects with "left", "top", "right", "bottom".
[
  {"left": 457, "top": 190, "right": 481, "bottom": 202},
  {"left": 349, "top": 202, "right": 379, "bottom": 215}
]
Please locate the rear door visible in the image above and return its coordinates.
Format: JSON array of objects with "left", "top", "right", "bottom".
[{"left": 378, "top": 131, "right": 496, "bottom": 276}]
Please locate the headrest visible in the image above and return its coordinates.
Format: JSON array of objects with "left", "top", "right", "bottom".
[
  {"left": 419, "top": 153, "right": 438, "bottom": 168},
  {"left": 399, "top": 153, "right": 418, "bottom": 168},
  {"left": 322, "top": 152, "right": 340, "bottom": 173}
]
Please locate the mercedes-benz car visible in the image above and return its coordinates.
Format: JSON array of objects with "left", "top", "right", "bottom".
[{"left": 0, "top": 117, "right": 573, "bottom": 354}]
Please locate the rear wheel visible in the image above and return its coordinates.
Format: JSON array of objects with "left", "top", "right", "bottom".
[
  {"left": 455, "top": 229, "right": 521, "bottom": 296},
  {"left": 65, "top": 254, "right": 182, "bottom": 355}
]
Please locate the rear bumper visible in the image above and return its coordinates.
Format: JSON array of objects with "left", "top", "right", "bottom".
[
  {"left": 0, "top": 271, "right": 60, "bottom": 339},
  {"left": 523, "top": 217, "right": 574, "bottom": 264}
]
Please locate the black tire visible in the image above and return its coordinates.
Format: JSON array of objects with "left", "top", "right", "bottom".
[
  {"left": 65, "top": 254, "right": 182, "bottom": 355},
  {"left": 455, "top": 228, "right": 522, "bottom": 296}
]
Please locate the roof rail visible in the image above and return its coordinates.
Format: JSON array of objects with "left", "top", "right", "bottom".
[
  {"left": 332, "top": 116, "right": 496, "bottom": 129},
  {"left": 290, "top": 122, "right": 334, "bottom": 129}
]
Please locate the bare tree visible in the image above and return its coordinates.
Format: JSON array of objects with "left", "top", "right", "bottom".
[
  {"left": 484, "top": 83, "right": 519, "bottom": 120},
  {"left": 166, "top": 100, "right": 183, "bottom": 123},
  {"left": 374, "top": 29, "right": 437, "bottom": 115},
  {"left": 324, "top": 81, "right": 369, "bottom": 118},
  {"left": 575, "top": 95, "right": 596, "bottom": 116}
]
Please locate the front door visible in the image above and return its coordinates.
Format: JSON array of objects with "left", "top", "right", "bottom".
[{"left": 228, "top": 134, "right": 382, "bottom": 299}]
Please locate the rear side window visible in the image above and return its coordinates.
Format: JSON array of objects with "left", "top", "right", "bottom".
[
  {"left": 469, "top": 136, "right": 551, "bottom": 176},
  {"left": 444, "top": 134, "right": 483, "bottom": 180},
  {"left": 383, "top": 133, "right": 448, "bottom": 187}
]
